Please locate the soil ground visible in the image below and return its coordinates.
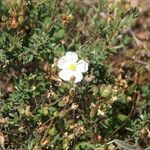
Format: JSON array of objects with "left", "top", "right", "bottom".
[{"left": 110, "top": 0, "right": 150, "bottom": 84}]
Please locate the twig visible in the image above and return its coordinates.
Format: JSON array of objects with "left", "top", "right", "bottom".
[
  {"left": 133, "top": 58, "right": 150, "bottom": 67},
  {"left": 78, "top": 24, "right": 111, "bottom": 50},
  {"left": 130, "top": 30, "right": 148, "bottom": 50},
  {"left": 107, "top": 139, "right": 143, "bottom": 150},
  {"left": 145, "top": 147, "right": 150, "bottom": 150},
  {"left": 125, "top": 55, "right": 150, "bottom": 69},
  {"left": 78, "top": 7, "right": 133, "bottom": 50},
  {"left": 119, "top": 52, "right": 150, "bottom": 68},
  {"left": 129, "top": 90, "right": 141, "bottom": 118},
  {"left": 40, "top": 120, "right": 53, "bottom": 143}
]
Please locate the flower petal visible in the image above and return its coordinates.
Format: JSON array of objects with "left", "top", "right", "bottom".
[
  {"left": 59, "top": 69, "right": 73, "bottom": 81},
  {"left": 57, "top": 56, "right": 69, "bottom": 69},
  {"left": 65, "top": 51, "right": 78, "bottom": 62},
  {"left": 73, "top": 71, "right": 83, "bottom": 83},
  {"left": 59, "top": 69, "right": 83, "bottom": 83},
  {"left": 76, "top": 60, "right": 88, "bottom": 73}
]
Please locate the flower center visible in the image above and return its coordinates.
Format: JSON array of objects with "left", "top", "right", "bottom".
[{"left": 68, "top": 63, "right": 76, "bottom": 71}]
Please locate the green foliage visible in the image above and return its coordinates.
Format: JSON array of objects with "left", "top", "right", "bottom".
[{"left": 0, "top": 0, "right": 149, "bottom": 150}]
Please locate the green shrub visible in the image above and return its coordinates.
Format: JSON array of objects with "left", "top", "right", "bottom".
[{"left": 1, "top": 0, "right": 149, "bottom": 149}]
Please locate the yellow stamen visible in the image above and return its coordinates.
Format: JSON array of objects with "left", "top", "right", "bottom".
[{"left": 68, "top": 64, "right": 76, "bottom": 71}]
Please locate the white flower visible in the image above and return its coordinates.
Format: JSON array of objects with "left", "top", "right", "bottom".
[{"left": 58, "top": 51, "right": 88, "bottom": 83}]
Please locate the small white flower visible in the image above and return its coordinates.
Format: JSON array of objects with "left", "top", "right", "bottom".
[{"left": 58, "top": 51, "right": 88, "bottom": 83}]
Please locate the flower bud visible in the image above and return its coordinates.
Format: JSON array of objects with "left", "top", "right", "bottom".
[
  {"left": 90, "top": 108, "right": 97, "bottom": 118},
  {"left": 92, "top": 85, "right": 99, "bottom": 94},
  {"left": 48, "top": 127, "right": 57, "bottom": 136},
  {"left": 24, "top": 110, "right": 32, "bottom": 117},
  {"left": 53, "top": 111, "right": 59, "bottom": 117},
  {"left": 117, "top": 114, "right": 128, "bottom": 122},
  {"left": 1, "top": 15, "right": 7, "bottom": 22},
  {"left": 10, "top": 11, "right": 17, "bottom": 18},
  {"left": 70, "top": 75, "right": 76, "bottom": 82},
  {"left": 59, "top": 110, "right": 66, "bottom": 118},
  {"left": 18, "top": 16, "right": 25, "bottom": 24},
  {"left": 100, "top": 84, "right": 105, "bottom": 94},
  {"left": 69, "top": 87, "right": 76, "bottom": 97},
  {"left": 63, "top": 143, "right": 68, "bottom": 149},
  {"left": 68, "top": 133, "right": 75, "bottom": 140},
  {"left": 42, "top": 107, "right": 49, "bottom": 116},
  {"left": 101, "top": 86, "right": 112, "bottom": 98},
  {"left": 16, "top": 0, "right": 23, "bottom": 6}
]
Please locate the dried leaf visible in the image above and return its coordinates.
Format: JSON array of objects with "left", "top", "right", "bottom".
[
  {"left": 0, "top": 117, "right": 7, "bottom": 124},
  {"left": 6, "top": 84, "right": 15, "bottom": 92},
  {"left": 127, "top": 0, "right": 139, "bottom": 8},
  {"left": 0, "top": 132, "right": 5, "bottom": 150},
  {"left": 33, "top": 145, "right": 39, "bottom": 150},
  {"left": 136, "top": 31, "right": 150, "bottom": 41}
]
